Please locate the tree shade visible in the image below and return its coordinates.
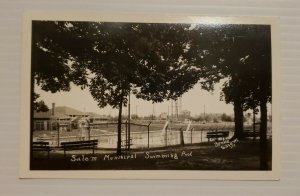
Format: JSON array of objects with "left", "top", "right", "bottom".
[
  {"left": 32, "top": 21, "right": 201, "bottom": 154},
  {"left": 32, "top": 21, "right": 271, "bottom": 167}
]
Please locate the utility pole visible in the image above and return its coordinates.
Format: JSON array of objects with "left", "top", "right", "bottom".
[
  {"left": 179, "top": 97, "right": 182, "bottom": 114},
  {"left": 152, "top": 103, "right": 155, "bottom": 120},
  {"left": 128, "top": 94, "right": 131, "bottom": 150},
  {"left": 57, "top": 121, "right": 60, "bottom": 147},
  {"left": 175, "top": 100, "right": 178, "bottom": 120},
  {"left": 167, "top": 105, "right": 169, "bottom": 120},
  {"left": 136, "top": 105, "right": 138, "bottom": 119},
  {"left": 171, "top": 101, "right": 173, "bottom": 120},
  {"left": 87, "top": 119, "right": 91, "bottom": 141}
]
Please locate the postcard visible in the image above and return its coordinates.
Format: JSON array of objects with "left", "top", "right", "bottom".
[{"left": 20, "top": 12, "right": 280, "bottom": 179}]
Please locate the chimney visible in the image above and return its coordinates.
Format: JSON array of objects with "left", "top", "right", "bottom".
[{"left": 52, "top": 103, "right": 55, "bottom": 115}]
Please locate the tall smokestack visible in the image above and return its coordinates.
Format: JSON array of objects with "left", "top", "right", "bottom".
[{"left": 52, "top": 103, "right": 55, "bottom": 115}]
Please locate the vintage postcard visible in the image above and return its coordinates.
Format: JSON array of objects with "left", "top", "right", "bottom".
[{"left": 20, "top": 12, "right": 280, "bottom": 180}]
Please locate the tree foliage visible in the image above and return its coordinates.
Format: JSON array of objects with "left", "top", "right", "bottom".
[
  {"left": 33, "top": 92, "right": 49, "bottom": 112},
  {"left": 188, "top": 24, "right": 271, "bottom": 169},
  {"left": 32, "top": 21, "right": 200, "bottom": 154},
  {"left": 32, "top": 21, "right": 272, "bottom": 167}
]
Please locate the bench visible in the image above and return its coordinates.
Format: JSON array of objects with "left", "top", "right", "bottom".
[
  {"left": 60, "top": 140, "right": 98, "bottom": 157},
  {"left": 207, "top": 131, "right": 229, "bottom": 142},
  {"left": 243, "top": 130, "right": 260, "bottom": 139},
  {"left": 32, "top": 142, "right": 51, "bottom": 159}
]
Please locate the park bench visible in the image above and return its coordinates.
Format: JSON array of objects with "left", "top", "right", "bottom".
[
  {"left": 243, "top": 130, "right": 260, "bottom": 139},
  {"left": 60, "top": 140, "right": 98, "bottom": 157},
  {"left": 32, "top": 141, "right": 51, "bottom": 159},
  {"left": 207, "top": 131, "right": 229, "bottom": 142}
]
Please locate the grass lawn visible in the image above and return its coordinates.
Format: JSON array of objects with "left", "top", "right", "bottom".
[{"left": 31, "top": 139, "right": 271, "bottom": 170}]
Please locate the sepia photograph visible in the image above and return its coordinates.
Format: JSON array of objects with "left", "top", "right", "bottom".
[{"left": 20, "top": 13, "right": 279, "bottom": 179}]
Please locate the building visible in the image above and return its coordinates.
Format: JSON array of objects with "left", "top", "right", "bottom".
[
  {"left": 54, "top": 106, "right": 89, "bottom": 130},
  {"left": 33, "top": 103, "right": 71, "bottom": 131},
  {"left": 159, "top": 112, "right": 168, "bottom": 120},
  {"left": 87, "top": 112, "right": 109, "bottom": 124},
  {"left": 180, "top": 110, "right": 191, "bottom": 119},
  {"left": 86, "top": 112, "right": 109, "bottom": 130},
  {"left": 33, "top": 103, "right": 109, "bottom": 131},
  {"left": 54, "top": 106, "right": 88, "bottom": 118}
]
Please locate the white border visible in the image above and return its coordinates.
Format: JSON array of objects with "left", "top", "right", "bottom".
[{"left": 20, "top": 11, "right": 280, "bottom": 180}]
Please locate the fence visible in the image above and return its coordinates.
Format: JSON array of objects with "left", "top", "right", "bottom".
[{"left": 33, "top": 121, "right": 272, "bottom": 149}]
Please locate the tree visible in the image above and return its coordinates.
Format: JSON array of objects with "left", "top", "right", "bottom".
[
  {"left": 33, "top": 92, "right": 49, "bottom": 112},
  {"left": 221, "top": 113, "right": 233, "bottom": 122},
  {"left": 87, "top": 23, "right": 200, "bottom": 154},
  {"left": 189, "top": 24, "right": 272, "bottom": 169},
  {"left": 222, "top": 26, "right": 271, "bottom": 169},
  {"left": 186, "top": 24, "right": 246, "bottom": 138},
  {"left": 32, "top": 21, "right": 200, "bottom": 154},
  {"left": 242, "top": 26, "right": 272, "bottom": 170},
  {"left": 131, "top": 114, "right": 139, "bottom": 120},
  {"left": 32, "top": 22, "right": 77, "bottom": 92}
]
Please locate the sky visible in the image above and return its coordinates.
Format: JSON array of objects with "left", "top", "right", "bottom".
[
  {"left": 33, "top": 22, "right": 272, "bottom": 118},
  {"left": 35, "top": 80, "right": 235, "bottom": 117}
]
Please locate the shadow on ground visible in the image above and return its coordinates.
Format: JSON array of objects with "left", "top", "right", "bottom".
[{"left": 30, "top": 140, "right": 272, "bottom": 170}]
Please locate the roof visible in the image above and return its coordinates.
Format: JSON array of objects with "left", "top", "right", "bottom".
[
  {"left": 70, "top": 116, "right": 82, "bottom": 122},
  {"left": 34, "top": 111, "right": 71, "bottom": 119},
  {"left": 33, "top": 111, "right": 52, "bottom": 119},
  {"left": 53, "top": 112, "right": 71, "bottom": 119},
  {"left": 55, "top": 106, "right": 85, "bottom": 116},
  {"left": 34, "top": 106, "right": 107, "bottom": 120},
  {"left": 87, "top": 112, "right": 109, "bottom": 119}
]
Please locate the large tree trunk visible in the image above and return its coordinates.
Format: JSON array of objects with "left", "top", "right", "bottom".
[
  {"left": 232, "top": 99, "right": 244, "bottom": 140},
  {"left": 260, "top": 99, "right": 268, "bottom": 170},
  {"left": 117, "top": 99, "right": 123, "bottom": 155}
]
